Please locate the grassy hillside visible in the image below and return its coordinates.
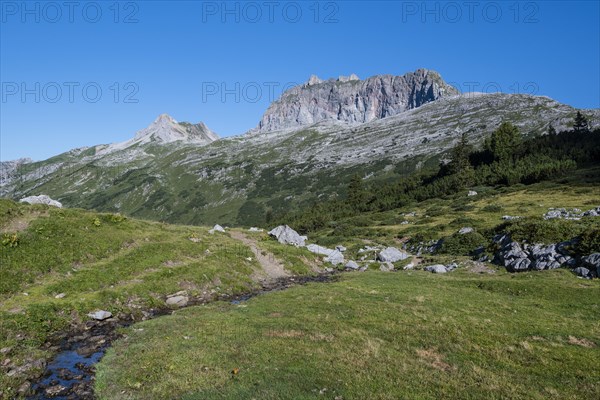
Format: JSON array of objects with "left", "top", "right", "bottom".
[
  {"left": 96, "top": 270, "right": 600, "bottom": 400},
  {"left": 0, "top": 200, "right": 319, "bottom": 399}
]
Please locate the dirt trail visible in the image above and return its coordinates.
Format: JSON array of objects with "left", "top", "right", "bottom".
[{"left": 229, "top": 230, "right": 290, "bottom": 281}]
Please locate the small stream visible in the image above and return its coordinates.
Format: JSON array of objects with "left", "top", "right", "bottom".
[{"left": 27, "top": 274, "right": 334, "bottom": 399}]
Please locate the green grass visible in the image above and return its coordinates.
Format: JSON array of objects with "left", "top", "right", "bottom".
[
  {"left": 0, "top": 200, "right": 315, "bottom": 399},
  {"left": 96, "top": 270, "right": 600, "bottom": 400}
]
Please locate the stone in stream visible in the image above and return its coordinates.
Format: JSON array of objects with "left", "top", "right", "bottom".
[
  {"left": 166, "top": 291, "right": 189, "bottom": 307},
  {"left": 377, "top": 247, "right": 409, "bottom": 263},
  {"left": 45, "top": 384, "right": 68, "bottom": 397},
  {"left": 87, "top": 310, "right": 112, "bottom": 321}
]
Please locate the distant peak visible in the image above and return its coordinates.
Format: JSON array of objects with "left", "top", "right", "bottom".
[
  {"left": 307, "top": 75, "right": 323, "bottom": 85},
  {"left": 154, "top": 113, "right": 177, "bottom": 124}
]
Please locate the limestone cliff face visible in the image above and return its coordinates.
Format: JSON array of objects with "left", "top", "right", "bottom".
[{"left": 256, "top": 69, "right": 459, "bottom": 132}]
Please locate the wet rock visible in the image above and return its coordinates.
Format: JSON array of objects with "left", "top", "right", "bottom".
[
  {"left": 377, "top": 247, "right": 409, "bottom": 263},
  {"left": 87, "top": 310, "right": 112, "bottom": 321},
  {"left": 45, "top": 384, "right": 68, "bottom": 397}
]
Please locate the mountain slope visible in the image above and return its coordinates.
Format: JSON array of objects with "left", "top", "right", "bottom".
[{"left": 1, "top": 82, "right": 599, "bottom": 227}]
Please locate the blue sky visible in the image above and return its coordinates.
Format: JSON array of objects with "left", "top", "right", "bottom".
[{"left": 1, "top": 0, "right": 599, "bottom": 161}]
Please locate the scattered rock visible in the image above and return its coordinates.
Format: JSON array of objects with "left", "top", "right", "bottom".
[
  {"left": 209, "top": 224, "right": 226, "bottom": 234},
  {"left": 249, "top": 227, "right": 263, "bottom": 232},
  {"left": 19, "top": 194, "right": 62, "bottom": 208},
  {"left": 344, "top": 260, "right": 360, "bottom": 270},
  {"left": 403, "top": 263, "right": 414, "bottom": 270},
  {"left": 458, "top": 227, "right": 474, "bottom": 235},
  {"left": 544, "top": 206, "right": 599, "bottom": 220},
  {"left": 581, "top": 253, "right": 600, "bottom": 277},
  {"left": 335, "top": 245, "right": 347, "bottom": 252},
  {"left": 0, "top": 347, "right": 11, "bottom": 355},
  {"left": 379, "top": 262, "right": 394, "bottom": 272},
  {"left": 54, "top": 293, "right": 66, "bottom": 299},
  {"left": 87, "top": 310, "right": 112, "bottom": 321},
  {"left": 377, "top": 247, "right": 409, "bottom": 263},
  {"left": 306, "top": 244, "right": 334, "bottom": 256},
  {"left": 166, "top": 295, "right": 188, "bottom": 307},
  {"left": 502, "top": 215, "right": 521, "bottom": 220},
  {"left": 268, "top": 225, "right": 306, "bottom": 246},
  {"left": 17, "top": 381, "right": 32, "bottom": 397},
  {"left": 468, "top": 190, "right": 478, "bottom": 196},
  {"left": 324, "top": 250, "right": 344, "bottom": 266},
  {"left": 424, "top": 264, "right": 447, "bottom": 273}
]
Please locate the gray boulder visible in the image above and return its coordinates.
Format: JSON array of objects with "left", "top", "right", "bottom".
[
  {"left": 344, "top": 260, "right": 360, "bottom": 270},
  {"left": 19, "top": 195, "right": 62, "bottom": 208},
  {"left": 268, "top": 225, "right": 306, "bottom": 246},
  {"left": 306, "top": 244, "right": 335, "bottom": 256},
  {"left": 87, "top": 310, "right": 112, "bottom": 321},
  {"left": 335, "top": 245, "right": 347, "bottom": 252},
  {"left": 468, "top": 190, "right": 478, "bottom": 196},
  {"left": 166, "top": 295, "right": 188, "bottom": 307},
  {"left": 581, "top": 253, "right": 600, "bottom": 277},
  {"left": 458, "top": 227, "right": 474, "bottom": 235},
  {"left": 209, "top": 224, "right": 226, "bottom": 234},
  {"left": 324, "top": 250, "right": 345, "bottom": 266},
  {"left": 377, "top": 247, "right": 410, "bottom": 263},
  {"left": 424, "top": 264, "right": 447, "bottom": 273},
  {"left": 573, "top": 267, "right": 592, "bottom": 279},
  {"left": 379, "top": 262, "right": 394, "bottom": 272}
]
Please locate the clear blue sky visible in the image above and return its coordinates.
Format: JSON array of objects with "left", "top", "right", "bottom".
[{"left": 1, "top": 0, "right": 599, "bottom": 161}]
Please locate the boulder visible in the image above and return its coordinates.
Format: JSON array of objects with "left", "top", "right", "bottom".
[
  {"left": 424, "top": 264, "right": 447, "bottom": 273},
  {"left": 306, "top": 244, "right": 335, "bottom": 256},
  {"left": 377, "top": 247, "right": 409, "bottom": 263},
  {"left": 379, "top": 262, "right": 394, "bottom": 272},
  {"left": 19, "top": 195, "right": 62, "bottom": 208},
  {"left": 209, "top": 224, "right": 226, "bottom": 234},
  {"left": 249, "top": 227, "right": 263, "bottom": 232},
  {"left": 268, "top": 225, "right": 306, "bottom": 246},
  {"left": 87, "top": 310, "right": 112, "bottom": 321},
  {"left": 573, "top": 267, "right": 592, "bottom": 279},
  {"left": 324, "top": 250, "right": 344, "bottom": 266},
  {"left": 344, "top": 260, "right": 360, "bottom": 270},
  {"left": 403, "top": 263, "right": 414, "bottom": 270},
  {"left": 581, "top": 253, "right": 600, "bottom": 276},
  {"left": 468, "top": 190, "right": 478, "bottom": 196},
  {"left": 458, "top": 227, "right": 474, "bottom": 235},
  {"left": 502, "top": 215, "right": 521, "bottom": 220},
  {"left": 166, "top": 295, "right": 188, "bottom": 307}
]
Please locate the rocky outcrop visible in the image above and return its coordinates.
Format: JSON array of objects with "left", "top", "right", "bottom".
[
  {"left": 19, "top": 195, "right": 62, "bottom": 208},
  {"left": 268, "top": 225, "right": 306, "bottom": 247},
  {"left": 377, "top": 247, "right": 410, "bottom": 263},
  {"left": 256, "top": 69, "right": 459, "bottom": 132}
]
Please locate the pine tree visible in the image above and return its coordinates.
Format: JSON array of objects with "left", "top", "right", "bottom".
[
  {"left": 347, "top": 174, "right": 366, "bottom": 211},
  {"left": 573, "top": 111, "right": 589, "bottom": 133},
  {"left": 486, "top": 122, "right": 522, "bottom": 163}
]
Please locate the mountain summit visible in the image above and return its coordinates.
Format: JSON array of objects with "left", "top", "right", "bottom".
[
  {"left": 133, "top": 114, "right": 218, "bottom": 144},
  {"left": 256, "top": 68, "right": 459, "bottom": 132}
]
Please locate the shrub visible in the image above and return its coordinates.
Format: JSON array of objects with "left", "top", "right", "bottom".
[
  {"left": 439, "top": 232, "right": 487, "bottom": 255},
  {"left": 575, "top": 228, "right": 600, "bottom": 255},
  {"left": 482, "top": 204, "right": 503, "bottom": 213}
]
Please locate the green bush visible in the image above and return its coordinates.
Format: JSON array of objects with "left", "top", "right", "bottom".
[
  {"left": 439, "top": 231, "right": 487, "bottom": 255},
  {"left": 502, "top": 218, "right": 582, "bottom": 244},
  {"left": 575, "top": 228, "right": 600, "bottom": 255},
  {"left": 482, "top": 204, "right": 503, "bottom": 213}
]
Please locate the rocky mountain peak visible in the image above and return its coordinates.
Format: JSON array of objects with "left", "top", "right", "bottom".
[
  {"left": 133, "top": 114, "right": 218, "bottom": 144},
  {"left": 256, "top": 68, "right": 459, "bottom": 132}
]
